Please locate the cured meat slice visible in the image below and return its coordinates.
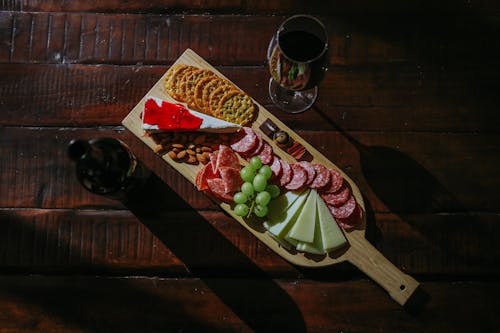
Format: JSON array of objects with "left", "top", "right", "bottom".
[
  {"left": 279, "top": 159, "right": 293, "bottom": 186},
  {"left": 285, "top": 164, "right": 307, "bottom": 190},
  {"left": 298, "top": 161, "right": 316, "bottom": 185},
  {"left": 242, "top": 132, "right": 264, "bottom": 157},
  {"left": 210, "top": 151, "right": 218, "bottom": 175},
  {"left": 328, "top": 195, "right": 356, "bottom": 219},
  {"left": 195, "top": 162, "right": 218, "bottom": 191},
  {"left": 337, "top": 204, "right": 363, "bottom": 230},
  {"left": 321, "top": 185, "right": 350, "bottom": 207},
  {"left": 269, "top": 155, "right": 282, "bottom": 179},
  {"left": 215, "top": 145, "right": 240, "bottom": 172},
  {"left": 219, "top": 166, "right": 243, "bottom": 193},
  {"left": 207, "top": 178, "right": 234, "bottom": 203},
  {"left": 310, "top": 164, "right": 331, "bottom": 189},
  {"left": 257, "top": 143, "right": 273, "bottom": 165},
  {"left": 230, "top": 127, "right": 257, "bottom": 153},
  {"left": 320, "top": 169, "right": 343, "bottom": 193}
]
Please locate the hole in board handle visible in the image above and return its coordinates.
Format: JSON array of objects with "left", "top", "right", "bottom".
[{"left": 400, "top": 284, "right": 406, "bottom": 290}]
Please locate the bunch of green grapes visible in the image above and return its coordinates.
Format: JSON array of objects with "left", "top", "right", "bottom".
[{"left": 233, "top": 156, "right": 280, "bottom": 218}]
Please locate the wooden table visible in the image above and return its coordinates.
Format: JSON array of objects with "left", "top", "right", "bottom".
[{"left": 1, "top": 2, "right": 499, "bottom": 332}]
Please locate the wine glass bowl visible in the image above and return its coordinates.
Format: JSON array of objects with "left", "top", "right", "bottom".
[{"left": 267, "top": 15, "right": 329, "bottom": 113}]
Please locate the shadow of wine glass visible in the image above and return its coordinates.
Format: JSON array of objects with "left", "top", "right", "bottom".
[{"left": 122, "top": 172, "right": 307, "bottom": 333}]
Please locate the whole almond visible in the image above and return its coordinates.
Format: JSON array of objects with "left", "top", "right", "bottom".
[
  {"left": 167, "top": 150, "right": 177, "bottom": 159},
  {"left": 177, "top": 150, "right": 187, "bottom": 159},
  {"left": 187, "top": 155, "right": 198, "bottom": 164},
  {"left": 201, "top": 146, "right": 212, "bottom": 153},
  {"left": 186, "top": 149, "right": 196, "bottom": 156},
  {"left": 172, "top": 143, "right": 185, "bottom": 149},
  {"left": 196, "top": 153, "right": 207, "bottom": 164},
  {"left": 153, "top": 144, "right": 165, "bottom": 154}
]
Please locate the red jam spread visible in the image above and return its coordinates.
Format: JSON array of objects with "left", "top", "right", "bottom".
[{"left": 144, "top": 98, "right": 203, "bottom": 131}]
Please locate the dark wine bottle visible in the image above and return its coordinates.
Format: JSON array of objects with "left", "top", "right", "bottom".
[{"left": 68, "top": 137, "right": 148, "bottom": 199}]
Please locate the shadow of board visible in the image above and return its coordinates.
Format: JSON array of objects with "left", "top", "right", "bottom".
[
  {"left": 0, "top": 174, "right": 306, "bottom": 332},
  {"left": 122, "top": 172, "right": 308, "bottom": 333}
]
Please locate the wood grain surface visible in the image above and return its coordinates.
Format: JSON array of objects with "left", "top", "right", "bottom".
[{"left": 0, "top": 0, "right": 499, "bottom": 331}]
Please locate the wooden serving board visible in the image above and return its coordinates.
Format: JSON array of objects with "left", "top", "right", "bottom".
[{"left": 122, "top": 49, "right": 419, "bottom": 305}]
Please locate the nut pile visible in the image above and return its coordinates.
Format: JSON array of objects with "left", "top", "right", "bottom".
[{"left": 151, "top": 132, "right": 231, "bottom": 165}]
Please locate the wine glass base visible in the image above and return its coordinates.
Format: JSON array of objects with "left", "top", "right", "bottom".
[{"left": 268, "top": 79, "right": 318, "bottom": 114}]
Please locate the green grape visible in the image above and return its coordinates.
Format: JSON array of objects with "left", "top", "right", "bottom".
[
  {"left": 240, "top": 165, "right": 256, "bottom": 182},
  {"left": 259, "top": 165, "right": 272, "bottom": 179},
  {"left": 255, "top": 191, "right": 271, "bottom": 206},
  {"left": 253, "top": 204, "right": 269, "bottom": 217},
  {"left": 249, "top": 156, "right": 262, "bottom": 170},
  {"left": 234, "top": 203, "right": 249, "bottom": 217},
  {"left": 234, "top": 192, "right": 248, "bottom": 204},
  {"left": 241, "top": 182, "right": 255, "bottom": 197},
  {"left": 253, "top": 174, "right": 267, "bottom": 192},
  {"left": 265, "top": 184, "right": 280, "bottom": 199}
]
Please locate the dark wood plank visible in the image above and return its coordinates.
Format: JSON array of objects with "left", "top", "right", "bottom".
[
  {"left": 1, "top": 64, "right": 498, "bottom": 132},
  {"left": 1, "top": 12, "right": 499, "bottom": 67},
  {"left": 3, "top": 0, "right": 500, "bottom": 15},
  {"left": 0, "top": 127, "right": 498, "bottom": 213},
  {"left": 0, "top": 209, "right": 499, "bottom": 276},
  {"left": 0, "top": 276, "right": 497, "bottom": 332}
]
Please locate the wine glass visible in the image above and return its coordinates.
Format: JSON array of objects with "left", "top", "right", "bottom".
[{"left": 267, "top": 15, "right": 329, "bottom": 113}]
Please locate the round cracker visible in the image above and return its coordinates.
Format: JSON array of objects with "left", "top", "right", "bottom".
[
  {"left": 202, "top": 77, "right": 231, "bottom": 114},
  {"left": 194, "top": 76, "right": 218, "bottom": 111},
  {"left": 208, "top": 84, "right": 236, "bottom": 116},
  {"left": 167, "top": 65, "right": 196, "bottom": 102},
  {"left": 216, "top": 90, "right": 256, "bottom": 126},
  {"left": 184, "top": 69, "right": 215, "bottom": 110}
]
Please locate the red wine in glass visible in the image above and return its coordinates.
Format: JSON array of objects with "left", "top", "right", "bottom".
[{"left": 267, "top": 15, "right": 328, "bottom": 113}]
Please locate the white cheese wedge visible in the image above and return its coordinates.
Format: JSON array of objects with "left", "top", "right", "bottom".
[
  {"left": 287, "top": 189, "right": 318, "bottom": 243},
  {"left": 266, "top": 189, "right": 304, "bottom": 222},
  {"left": 264, "top": 189, "right": 310, "bottom": 238},
  {"left": 317, "top": 194, "right": 347, "bottom": 252},
  {"left": 296, "top": 204, "right": 325, "bottom": 254},
  {"left": 142, "top": 96, "right": 241, "bottom": 133}
]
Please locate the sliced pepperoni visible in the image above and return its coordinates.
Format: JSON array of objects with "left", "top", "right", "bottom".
[
  {"left": 285, "top": 164, "right": 307, "bottom": 190},
  {"left": 298, "top": 161, "right": 316, "bottom": 185},
  {"left": 270, "top": 155, "right": 282, "bottom": 179},
  {"left": 279, "top": 159, "right": 293, "bottom": 186},
  {"left": 257, "top": 143, "right": 273, "bottom": 165},
  {"left": 215, "top": 145, "right": 240, "bottom": 172},
  {"left": 207, "top": 178, "right": 234, "bottom": 203},
  {"left": 209, "top": 151, "right": 218, "bottom": 175},
  {"left": 337, "top": 204, "right": 363, "bottom": 230},
  {"left": 321, "top": 185, "right": 350, "bottom": 207},
  {"left": 320, "top": 169, "right": 343, "bottom": 193},
  {"left": 328, "top": 195, "right": 356, "bottom": 219},
  {"left": 309, "top": 164, "right": 331, "bottom": 189},
  {"left": 241, "top": 131, "right": 263, "bottom": 157},
  {"left": 195, "top": 162, "right": 218, "bottom": 191},
  {"left": 230, "top": 127, "right": 257, "bottom": 153},
  {"left": 219, "top": 166, "right": 243, "bottom": 193}
]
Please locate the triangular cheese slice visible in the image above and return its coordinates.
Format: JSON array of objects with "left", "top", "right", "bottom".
[{"left": 142, "top": 96, "right": 241, "bottom": 133}]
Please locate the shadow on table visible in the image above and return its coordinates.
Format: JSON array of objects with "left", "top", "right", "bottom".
[{"left": 122, "top": 172, "right": 307, "bottom": 333}]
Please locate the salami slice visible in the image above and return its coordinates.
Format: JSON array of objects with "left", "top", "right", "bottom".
[
  {"left": 279, "top": 159, "right": 293, "bottom": 186},
  {"left": 230, "top": 127, "right": 257, "bottom": 153},
  {"left": 337, "top": 204, "right": 363, "bottom": 230},
  {"left": 209, "top": 151, "right": 218, "bottom": 175},
  {"left": 257, "top": 143, "right": 273, "bottom": 165},
  {"left": 207, "top": 178, "right": 234, "bottom": 203},
  {"left": 195, "top": 162, "right": 218, "bottom": 191},
  {"left": 310, "top": 164, "right": 331, "bottom": 189},
  {"left": 320, "top": 185, "right": 350, "bottom": 207},
  {"left": 285, "top": 164, "right": 307, "bottom": 190},
  {"left": 328, "top": 195, "right": 356, "bottom": 219},
  {"left": 320, "top": 169, "right": 343, "bottom": 193},
  {"left": 298, "top": 161, "right": 316, "bottom": 185},
  {"left": 269, "top": 155, "right": 282, "bottom": 179},
  {"left": 243, "top": 132, "right": 263, "bottom": 157},
  {"left": 219, "top": 166, "right": 243, "bottom": 193},
  {"left": 215, "top": 145, "right": 240, "bottom": 172}
]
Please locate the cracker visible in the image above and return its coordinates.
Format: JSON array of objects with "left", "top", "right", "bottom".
[
  {"left": 166, "top": 65, "right": 196, "bottom": 102},
  {"left": 208, "top": 84, "right": 236, "bottom": 116},
  {"left": 184, "top": 69, "right": 215, "bottom": 110},
  {"left": 202, "top": 77, "right": 230, "bottom": 114},
  {"left": 215, "top": 90, "right": 256, "bottom": 126},
  {"left": 194, "top": 76, "right": 218, "bottom": 111}
]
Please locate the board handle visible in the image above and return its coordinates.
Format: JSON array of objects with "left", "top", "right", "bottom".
[{"left": 346, "top": 233, "right": 419, "bottom": 306}]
